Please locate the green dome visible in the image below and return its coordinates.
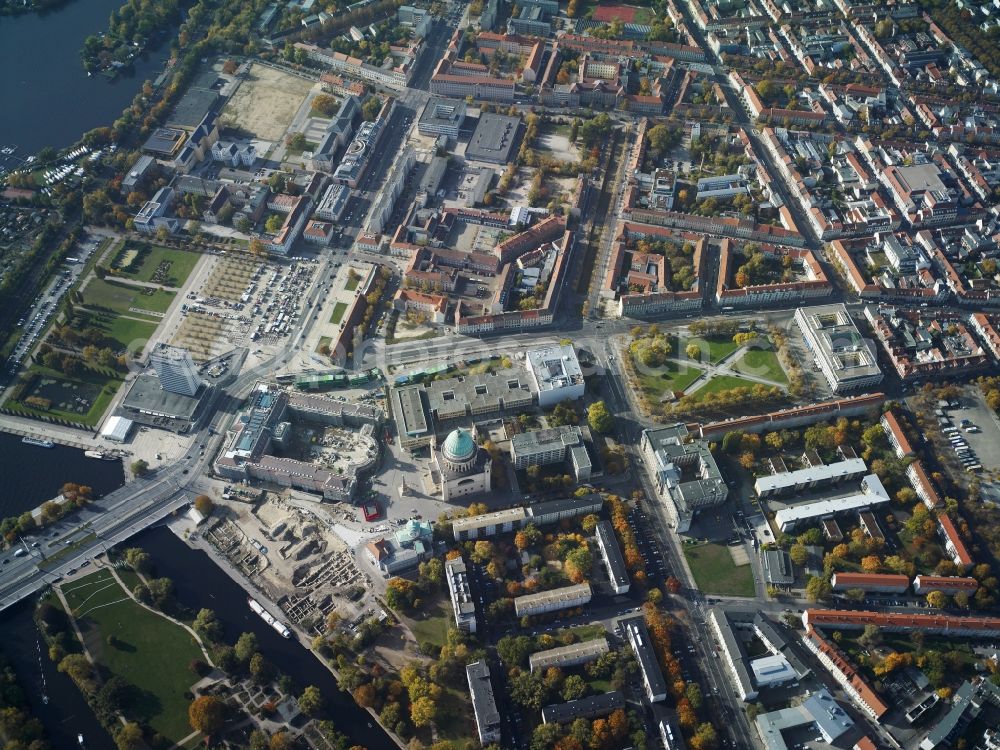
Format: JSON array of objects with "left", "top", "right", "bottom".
[{"left": 442, "top": 428, "right": 476, "bottom": 462}]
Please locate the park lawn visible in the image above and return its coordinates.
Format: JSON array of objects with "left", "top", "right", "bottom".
[
  {"left": 102, "top": 315, "right": 159, "bottom": 352},
  {"left": 6, "top": 364, "right": 121, "bottom": 427},
  {"left": 684, "top": 336, "right": 740, "bottom": 364},
  {"left": 636, "top": 360, "right": 703, "bottom": 398},
  {"left": 546, "top": 623, "right": 607, "bottom": 644},
  {"left": 345, "top": 275, "right": 360, "bottom": 292},
  {"left": 732, "top": 348, "right": 787, "bottom": 384},
  {"left": 83, "top": 278, "right": 176, "bottom": 316},
  {"left": 329, "top": 301, "right": 349, "bottom": 324},
  {"left": 114, "top": 245, "right": 201, "bottom": 287},
  {"left": 403, "top": 597, "right": 452, "bottom": 649},
  {"left": 691, "top": 375, "right": 761, "bottom": 401},
  {"left": 683, "top": 543, "right": 756, "bottom": 597},
  {"left": 62, "top": 570, "right": 203, "bottom": 744}
]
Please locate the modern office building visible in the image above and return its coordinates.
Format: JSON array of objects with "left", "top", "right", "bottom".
[
  {"left": 445, "top": 556, "right": 478, "bottom": 633},
  {"left": 514, "top": 583, "right": 592, "bottom": 617},
  {"left": 418, "top": 97, "right": 467, "bottom": 138},
  {"left": 623, "top": 616, "right": 667, "bottom": 703},
  {"left": 149, "top": 345, "right": 202, "bottom": 396},
  {"left": 466, "top": 661, "right": 501, "bottom": 745},
  {"left": 794, "top": 304, "right": 883, "bottom": 393},
  {"left": 525, "top": 344, "right": 585, "bottom": 407},
  {"left": 595, "top": 520, "right": 631, "bottom": 594}
]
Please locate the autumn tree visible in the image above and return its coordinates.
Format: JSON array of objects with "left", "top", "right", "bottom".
[
  {"left": 926, "top": 590, "right": 949, "bottom": 609},
  {"left": 188, "top": 695, "right": 227, "bottom": 734},
  {"left": 298, "top": 685, "right": 325, "bottom": 716},
  {"left": 194, "top": 494, "right": 214, "bottom": 516},
  {"left": 115, "top": 723, "right": 145, "bottom": 750}
]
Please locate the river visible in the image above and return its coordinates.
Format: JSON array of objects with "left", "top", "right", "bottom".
[
  {"left": 0, "top": 0, "right": 171, "bottom": 158},
  {"left": 130, "top": 526, "right": 396, "bottom": 749},
  {"left": 0, "top": 526, "right": 396, "bottom": 749},
  {"left": 0, "top": 432, "right": 125, "bottom": 519}
]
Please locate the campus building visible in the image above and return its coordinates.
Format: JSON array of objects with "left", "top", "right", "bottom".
[
  {"left": 794, "top": 304, "right": 883, "bottom": 393},
  {"left": 525, "top": 343, "right": 585, "bottom": 407},
  {"left": 640, "top": 424, "right": 727, "bottom": 532}
]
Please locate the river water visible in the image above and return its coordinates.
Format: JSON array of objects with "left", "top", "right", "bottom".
[
  {"left": 0, "top": 432, "right": 125, "bottom": 519},
  {"left": 0, "top": 0, "right": 171, "bottom": 157},
  {"left": 0, "top": 526, "right": 396, "bottom": 749},
  {"left": 128, "top": 526, "right": 396, "bottom": 749}
]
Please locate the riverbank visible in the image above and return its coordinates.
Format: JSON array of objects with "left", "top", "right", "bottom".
[
  {"left": 0, "top": 430, "right": 125, "bottom": 519},
  {"left": 132, "top": 524, "right": 400, "bottom": 749},
  {"left": 167, "top": 516, "right": 406, "bottom": 749}
]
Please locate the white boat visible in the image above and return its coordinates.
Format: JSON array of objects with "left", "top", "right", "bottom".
[
  {"left": 248, "top": 597, "right": 291, "bottom": 638},
  {"left": 22, "top": 436, "right": 55, "bottom": 448}
]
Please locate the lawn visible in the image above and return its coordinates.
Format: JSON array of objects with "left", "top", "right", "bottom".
[
  {"left": 731, "top": 348, "right": 787, "bottom": 384},
  {"left": 83, "top": 278, "right": 176, "bottom": 316},
  {"left": 403, "top": 596, "right": 452, "bottom": 649},
  {"left": 345, "top": 275, "right": 360, "bottom": 292},
  {"left": 636, "top": 360, "right": 703, "bottom": 399},
  {"left": 329, "top": 301, "right": 349, "bottom": 324},
  {"left": 683, "top": 542, "right": 756, "bottom": 597},
  {"left": 112, "top": 244, "right": 201, "bottom": 287},
  {"left": 61, "top": 570, "right": 203, "bottom": 744},
  {"left": 545, "top": 623, "right": 607, "bottom": 644},
  {"left": 690, "top": 374, "right": 761, "bottom": 401},
  {"left": 316, "top": 336, "right": 332, "bottom": 353},
  {"left": 683, "top": 336, "right": 741, "bottom": 364}
]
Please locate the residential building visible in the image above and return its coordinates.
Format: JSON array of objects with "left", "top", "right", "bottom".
[
  {"left": 907, "top": 460, "right": 942, "bottom": 509},
  {"left": 595, "top": 521, "right": 630, "bottom": 594},
  {"left": 708, "top": 608, "right": 757, "bottom": 701},
  {"left": 450, "top": 495, "right": 604, "bottom": 540},
  {"left": 754, "top": 457, "right": 868, "bottom": 498},
  {"left": 444, "top": 556, "right": 477, "bottom": 633},
  {"left": 912, "top": 575, "right": 979, "bottom": 595},
  {"left": 802, "top": 628, "right": 889, "bottom": 720},
  {"left": 881, "top": 411, "right": 915, "bottom": 458},
  {"left": 541, "top": 692, "right": 625, "bottom": 725},
  {"left": 530, "top": 638, "right": 610, "bottom": 672},
  {"left": 803, "top": 609, "right": 1000, "bottom": 636},
  {"left": 623, "top": 616, "right": 667, "bottom": 702},
  {"left": 514, "top": 583, "right": 592, "bottom": 617},
  {"left": 830, "top": 572, "right": 910, "bottom": 594},
  {"left": 466, "top": 661, "right": 501, "bottom": 745},
  {"left": 773, "top": 474, "right": 890, "bottom": 532},
  {"left": 938, "top": 513, "right": 973, "bottom": 570}
]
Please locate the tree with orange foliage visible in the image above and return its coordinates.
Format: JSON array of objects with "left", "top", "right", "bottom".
[
  {"left": 352, "top": 683, "right": 377, "bottom": 708},
  {"left": 861, "top": 555, "right": 882, "bottom": 573},
  {"left": 665, "top": 576, "right": 682, "bottom": 594},
  {"left": 874, "top": 651, "right": 912, "bottom": 676},
  {"left": 676, "top": 697, "right": 697, "bottom": 729}
]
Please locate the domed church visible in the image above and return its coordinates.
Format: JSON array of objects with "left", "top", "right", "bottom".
[{"left": 431, "top": 427, "right": 492, "bottom": 501}]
